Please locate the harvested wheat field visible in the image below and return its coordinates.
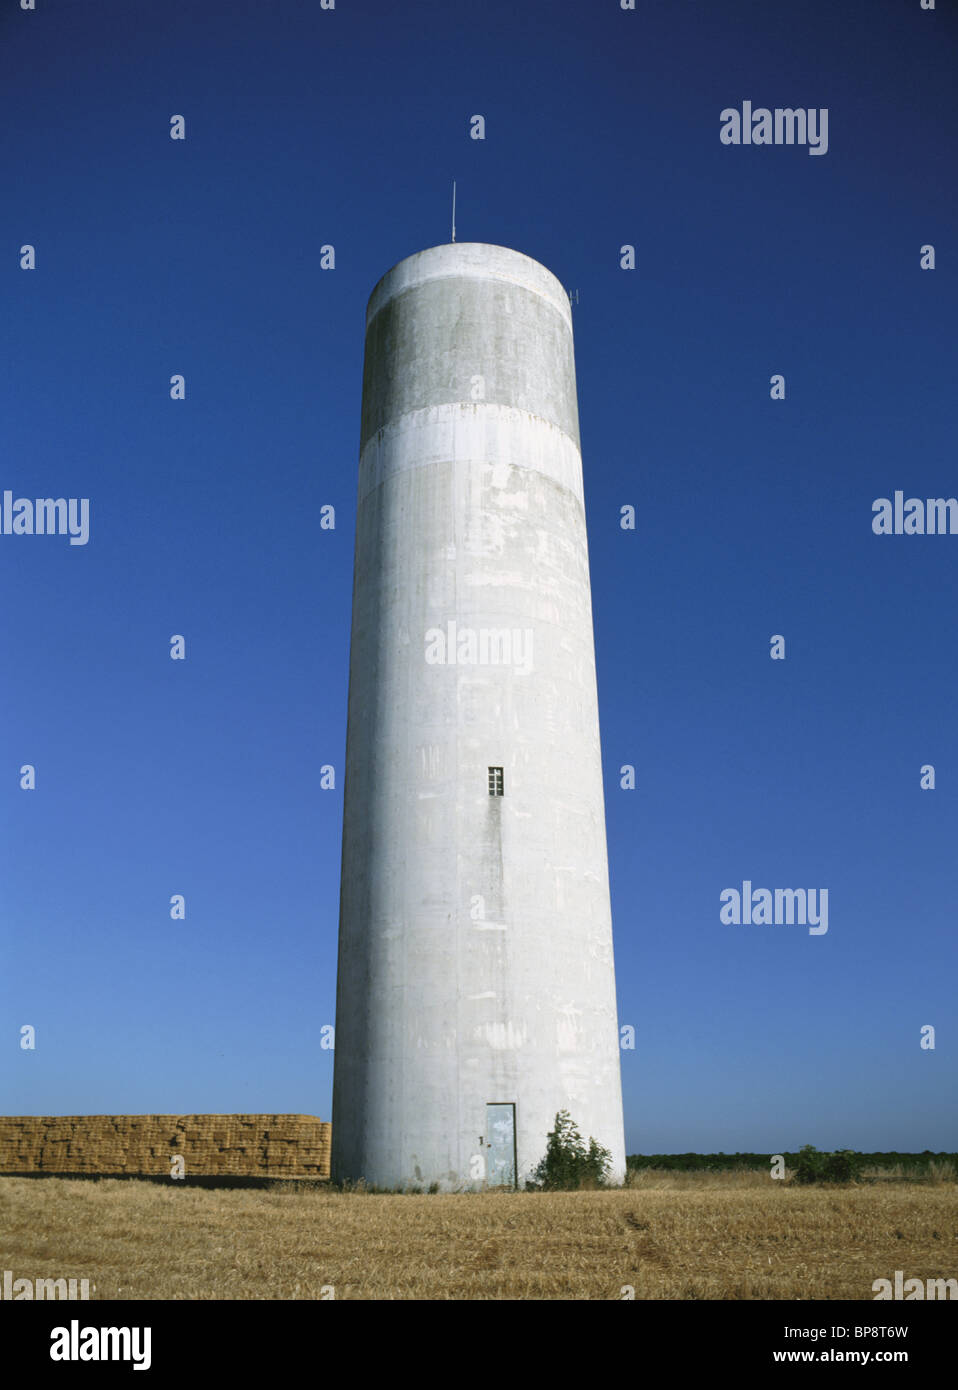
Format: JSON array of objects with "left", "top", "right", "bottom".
[{"left": 2, "top": 1171, "right": 956, "bottom": 1300}]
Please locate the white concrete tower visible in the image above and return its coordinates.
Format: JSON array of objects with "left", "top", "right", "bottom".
[{"left": 331, "top": 242, "right": 625, "bottom": 1191}]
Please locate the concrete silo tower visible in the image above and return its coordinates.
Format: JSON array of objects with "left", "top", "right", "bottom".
[{"left": 331, "top": 242, "right": 625, "bottom": 1190}]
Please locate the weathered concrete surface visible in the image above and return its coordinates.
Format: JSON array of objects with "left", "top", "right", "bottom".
[{"left": 332, "top": 243, "right": 625, "bottom": 1191}]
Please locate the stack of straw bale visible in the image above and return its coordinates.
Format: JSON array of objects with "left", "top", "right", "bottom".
[{"left": 0, "top": 1114, "right": 331, "bottom": 1179}]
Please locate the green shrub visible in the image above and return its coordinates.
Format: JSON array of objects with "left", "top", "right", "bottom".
[
  {"left": 528, "top": 1110, "right": 613, "bottom": 1191},
  {"left": 793, "top": 1145, "right": 862, "bottom": 1184},
  {"left": 794, "top": 1144, "right": 824, "bottom": 1184},
  {"left": 822, "top": 1149, "right": 862, "bottom": 1183}
]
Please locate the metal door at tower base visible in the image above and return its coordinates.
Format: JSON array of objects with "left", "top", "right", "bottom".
[{"left": 486, "top": 1103, "right": 516, "bottom": 1189}]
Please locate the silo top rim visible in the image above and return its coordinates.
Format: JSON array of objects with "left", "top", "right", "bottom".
[{"left": 365, "top": 242, "right": 573, "bottom": 330}]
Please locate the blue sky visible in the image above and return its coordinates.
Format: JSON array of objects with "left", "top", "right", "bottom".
[{"left": 2, "top": 0, "right": 956, "bottom": 1154}]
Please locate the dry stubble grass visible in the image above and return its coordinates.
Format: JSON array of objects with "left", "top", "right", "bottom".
[{"left": 2, "top": 1173, "right": 956, "bottom": 1300}]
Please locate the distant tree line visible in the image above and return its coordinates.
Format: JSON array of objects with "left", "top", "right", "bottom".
[{"left": 626, "top": 1149, "right": 957, "bottom": 1174}]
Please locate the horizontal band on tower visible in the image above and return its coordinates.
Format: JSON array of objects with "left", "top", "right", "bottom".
[{"left": 358, "top": 401, "right": 585, "bottom": 507}]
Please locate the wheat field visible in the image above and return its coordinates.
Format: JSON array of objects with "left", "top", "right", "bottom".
[{"left": 2, "top": 1172, "right": 955, "bottom": 1300}]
